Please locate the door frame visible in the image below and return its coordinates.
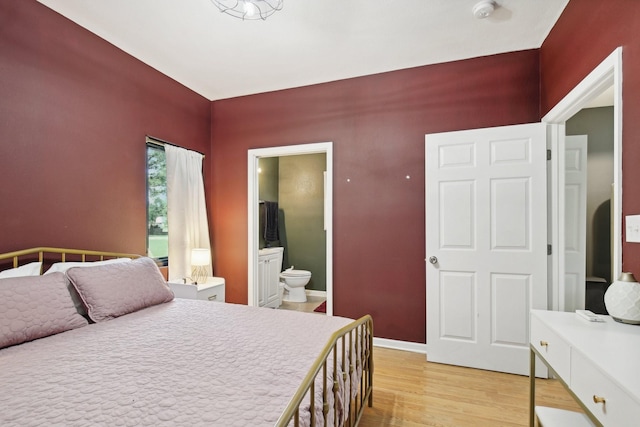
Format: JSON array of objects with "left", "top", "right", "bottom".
[
  {"left": 247, "top": 142, "right": 334, "bottom": 315},
  {"left": 543, "top": 47, "right": 622, "bottom": 311}
]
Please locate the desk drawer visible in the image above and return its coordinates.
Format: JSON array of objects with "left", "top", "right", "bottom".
[
  {"left": 197, "top": 285, "right": 224, "bottom": 302},
  {"left": 571, "top": 350, "right": 640, "bottom": 426},
  {"left": 168, "top": 280, "right": 226, "bottom": 302},
  {"left": 531, "top": 315, "right": 570, "bottom": 379}
]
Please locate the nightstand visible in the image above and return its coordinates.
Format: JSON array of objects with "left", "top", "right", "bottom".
[{"left": 168, "top": 277, "right": 225, "bottom": 302}]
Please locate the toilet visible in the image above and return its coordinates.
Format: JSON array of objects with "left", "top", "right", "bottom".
[{"left": 280, "top": 266, "right": 312, "bottom": 302}]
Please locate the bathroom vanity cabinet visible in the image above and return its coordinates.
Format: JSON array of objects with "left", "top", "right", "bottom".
[{"left": 258, "top": 248, "right": 283, "bottom": 308}]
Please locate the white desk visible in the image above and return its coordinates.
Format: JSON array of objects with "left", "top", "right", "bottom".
[
  {"left": 168, "top": 277, "right": 225, "bottom": 302},
  {"left": 529, "top": 310, "right": 640, "bottom": 426}
]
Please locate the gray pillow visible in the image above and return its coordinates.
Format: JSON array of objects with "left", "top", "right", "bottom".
[
  {"left": 0, "top": 272, "right": 88, "bottom": 349},
  {"left": 67, "top": 257, "right": 174, "bottom": 322},
  {"left": 44, "top": 258, "right": 133, "bottom": 318}
]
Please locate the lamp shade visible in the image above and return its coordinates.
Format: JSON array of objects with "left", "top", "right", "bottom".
[{"left": 191, "top": 248, "right": 211, "bottom": 266}]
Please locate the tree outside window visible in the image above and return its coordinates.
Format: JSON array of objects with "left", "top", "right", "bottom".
[{"left": 147, "top": 145, "right": 168, "bottom": 260}]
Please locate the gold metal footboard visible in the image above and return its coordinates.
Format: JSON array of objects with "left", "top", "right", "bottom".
[{"left": 276, "top": 315, "right": 374, "bottom": 427}]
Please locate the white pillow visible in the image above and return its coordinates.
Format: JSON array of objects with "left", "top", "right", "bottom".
[
  {"left": 0, "top": 262, "right": 42, "bottom": 279},
  {"left": 44, "top": 258, "right": 132, "bottom": 274}
]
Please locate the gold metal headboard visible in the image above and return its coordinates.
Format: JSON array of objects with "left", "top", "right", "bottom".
[{"left": 0, "top": 247, "right": 141, "bottom": 269}]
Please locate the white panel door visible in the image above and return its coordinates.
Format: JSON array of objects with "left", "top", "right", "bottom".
[
  {"left": 425, "top": 123, "right": 547, "bottom": 375},
  {"left": 563, "top": 135, "right": 588, "bottom": 312}
]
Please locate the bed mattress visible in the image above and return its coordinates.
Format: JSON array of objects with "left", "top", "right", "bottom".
[{"left": 0, "top": 299, "right": 354, "bottom": 426}]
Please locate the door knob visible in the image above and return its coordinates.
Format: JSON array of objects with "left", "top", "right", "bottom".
[{"left": 429, "top": 256, "right": 438, "bottom": 265}]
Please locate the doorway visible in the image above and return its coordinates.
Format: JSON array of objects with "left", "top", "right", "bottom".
[
  {"left": 566, "top": 105, "right": 615, "bottom": 314},
  {"left": 247, "top": 142, "right": 334, "bottom": 315},
  {"left": 544, "top": 47, "right": 623, "bottom": 312}
]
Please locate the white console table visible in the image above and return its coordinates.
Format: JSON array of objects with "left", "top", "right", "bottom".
[
  {"left": 529, "top": 310, "right": 640, "bottom": 426},
  {"left": 168, "top": 277, "right": 225, "bottom": 302}
]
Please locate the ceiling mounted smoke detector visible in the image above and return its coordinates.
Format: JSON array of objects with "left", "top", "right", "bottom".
[{"left": 473, "top": 1, "right": 495, "bottom": 19}]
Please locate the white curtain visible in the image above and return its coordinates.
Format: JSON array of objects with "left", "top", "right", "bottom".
[{"left": 165, "top": 145, "right": 212, "bottom": 282}]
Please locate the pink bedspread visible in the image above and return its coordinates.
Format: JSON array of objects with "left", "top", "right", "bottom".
[{"left": 0, "top": 300, "right": 354, "bottom": 426}]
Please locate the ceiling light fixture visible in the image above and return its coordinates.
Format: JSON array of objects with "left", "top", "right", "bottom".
[
  {"left": 472, "top": 1, "right": 495, "bottom": 19},
  {"left": 210, "top": 0, "right": 283, "bottom": 21}
]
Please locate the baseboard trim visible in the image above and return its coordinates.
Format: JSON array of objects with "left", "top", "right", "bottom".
[
  {"left": 373, "top": 337, "right": 427, "bottom": 354},
  {"left": 306, "top": 289, "right": 327, "bottom": 298}
]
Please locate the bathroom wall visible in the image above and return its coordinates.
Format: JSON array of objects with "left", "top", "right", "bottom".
[
  {"left": 566, "top": 106, "right": 614, "bottom": 282},
  {"left": 278, "top": 154, "right": 327, "bottom": 292},
  {"left": 257, "top": 154, "right": 326, "bottom": 291}
]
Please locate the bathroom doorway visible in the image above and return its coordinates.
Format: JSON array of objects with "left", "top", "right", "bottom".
[
  {"left": 247, "top": 142, "right": 333, "bottom": 315},
  {"left": 564, "top": 95, "right": 615, "bottom": 313},
  {"left": 544, "top": 47, "right": 622, "bottom": 312}
]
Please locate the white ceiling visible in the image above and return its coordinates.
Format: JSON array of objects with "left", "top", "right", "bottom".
[{"left": 36, "top": 0, "right": 570, "bottom": 101}]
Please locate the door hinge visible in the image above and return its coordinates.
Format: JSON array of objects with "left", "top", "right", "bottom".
[
  {"left": 547, "top": 244, "right": 552, "bottom": 255},
  {"left": 547, "top": 149, "right": 552, "bottom": 161}
]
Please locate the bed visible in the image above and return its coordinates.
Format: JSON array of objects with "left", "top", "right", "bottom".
[{"left": 0, "top": 247, "right": 373, "bottom": 426}]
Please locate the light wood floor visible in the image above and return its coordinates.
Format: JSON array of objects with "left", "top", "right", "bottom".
[{"left": 358, "top": 347, "right": 583, "bottom": 426}]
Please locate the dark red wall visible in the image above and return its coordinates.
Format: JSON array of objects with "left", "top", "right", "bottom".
[
  {"left": 0, "top": 1, "right": 211, "bottom": 255},
  {"left": 540, "top": 1, "right": 640, "bottom": 274},
  {"left": 211, "top": 51, "right": 540, "bottom": 342},
  {"left": 9, "top": 0, "right": 635, "bottom": 345}
]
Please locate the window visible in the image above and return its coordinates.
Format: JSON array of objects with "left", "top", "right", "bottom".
[{"left": 146, "top": 143, "right": 168, "bottom": 263}]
